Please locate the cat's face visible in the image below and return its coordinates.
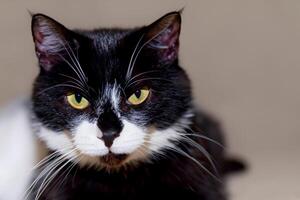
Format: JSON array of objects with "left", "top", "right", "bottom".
[{"left": 31, "top": 12, "right": 192, "bottom": 169}]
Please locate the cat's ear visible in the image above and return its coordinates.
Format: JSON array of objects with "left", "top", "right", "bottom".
[
  {"left": 144, "top": 11, "right": 181, "bottom": 65},
  {"left": 31, "top": 14, "right": 75, "bottom": 71}
]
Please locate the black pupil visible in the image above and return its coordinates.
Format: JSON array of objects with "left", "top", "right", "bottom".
[
  {"left": 75, "top": 94, "right": 82, "bottom": 103},
  {"left": 135, "top": 90, "right": 141, "bottom": 98}
]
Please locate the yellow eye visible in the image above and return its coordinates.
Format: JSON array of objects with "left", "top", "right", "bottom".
[
  {"left": 128, "top": 88, "right": 150, "bottom": 105},
  {"left": 66, "top": 93, "right": 89, "bottom": 110}
]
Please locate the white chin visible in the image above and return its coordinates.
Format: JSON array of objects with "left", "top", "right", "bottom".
[
  {"left": 110, "top": 120, "right": 146, "bottom": 154},
  {"left": 73, "top": 121, "right": 109, "bottom": 156}
]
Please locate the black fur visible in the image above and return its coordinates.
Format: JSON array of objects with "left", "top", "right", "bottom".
[
  {"left": 29, "top": 11, "right": 243, "bottom": 200},
  {"left": 31, "top": 113, "right": 227, "bottom": 200}
]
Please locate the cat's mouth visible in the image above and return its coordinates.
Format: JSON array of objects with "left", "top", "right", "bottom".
[{"left": 99, "top": 153, "right": 128, "bottom": 167}]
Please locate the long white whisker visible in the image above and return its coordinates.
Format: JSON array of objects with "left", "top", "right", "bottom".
[
  {"left": 25, "top": 149, "right": 76, "bottom": 199},
  {"left": 57, "top": 53, "right": 86, "bottom": 86},
  {"left": 125, "top": 70, "right": 159, "bottom": 87},
  {"left": 58, "top": 158, "right": 78, "bottom": 187},
  {"left": 126, "top": 34, "right": 145, "bottom": 80},
  {"left": 148, "top": 134, "right": 221, "bottom": 182},
  {"left": 60, "top": 42, "right": 86, "bottom": 81},
  {"left": 35, "top": 155, "right": 77, "bottom": 200},
  {"left": 24, "top": 154, "right": 66, "bottom": 200},
  {"left": 180, "top": 136, "right": 219, "bottom": 176},
  {"left": 126, "top": 77, "right": 173, "bottom": 88},
  {"left": 34, "top": 149, "right": 77, "bottom": 200},
  {"left": 55, "top": 152, "right": 81, "bottom": 189},
  {"left": 37, "top": 83, "right": 88, "bottom": 96},
  {"left": 58, "top": 73, "right": 86, "bottom": 88},
  {"left": 179, "top": 133, "right": 224, "bottom": 149},
  {"left": 31, "top": 151, "right": 59, "bottom": 170},
  {"left": 172, "top": 147, "right": 221, "bottom": 182},
  {"left": 65, "top": 81, "right": 88, "bottom": 93},
  {"left": 127, "top": 25, "right": 170, "bottom": 80},
  {"left": 65, "top": 42, "right": 87, "bottom": 83}
]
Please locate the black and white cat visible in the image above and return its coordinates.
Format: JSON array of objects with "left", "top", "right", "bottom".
[{"left": 1, "top": 11, "right": 244, "bottom": 200}]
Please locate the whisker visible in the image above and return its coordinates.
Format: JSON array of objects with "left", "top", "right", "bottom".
[
  {"left": 139, "top": 143, "right": 169, "bottom": 160},
  {"left": 169, "top": 146, "right": 221, "bottom": 182},
  {"left": 34, "top": 149, "right": 78, "bottom": 200},
  {"left": 148, "top": 134, "right": 221, "bottom": 182},
  {"left": 60, "top": 42, "right": 85, "bottom": 80},
  {"left": 125, "top": 70, "right": 159, "bottom": 87},
  {"left": 64, "top": 42, "right": 88, "bottom": 85},
  {"left": 57, "top": 53, "right": 85, "bottom": 84},
  {"left": 126, "top": 34, "right": 145, "bottom": 80},
  {"left": 36, "top": 83, "right": 88, "bottom": 97},
  {"left": 59, "top": 156, "right": 79, "bottom": 187},
  {"left": 179, "top": 133, "right": 224, "bottom": 149},
  {"left": 127, "top": 25, "right": 171, "bottom": 80},
  {"left": 126, "top": 77, "right": 173, "bottom": 88},
  {"left": 35, "top": 155, "right": 77, "bottom": 200},
  {"left": 59, "top": 73, "right": 96, "bottom": 96},
  {"left": 31, "top": 151, "right": 60, "bottom": 170},
  {"left": 65, "top": 42, "right": 88, "bottom": 92},
  {"left": 58, "top": 73, "right": 85, "bottom": 88},
  {"left": 180, "top": 136, "right": 219, "bottom": 176},
  {"left": 24, "top": 155, "right": 63, "bottom": 200},
  {"left": 25, "top": 149, "right": 76, "bottom": 199}
]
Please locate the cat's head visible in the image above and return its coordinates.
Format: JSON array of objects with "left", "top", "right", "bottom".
[{"left": 31, "top": 11, "right": 193, "bottom": 170}]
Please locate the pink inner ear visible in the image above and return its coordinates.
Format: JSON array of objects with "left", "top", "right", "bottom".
[
  {"left": 34, "top": 30, "right": 44, "bottom": 44},
  {"left": 33, "top": 25, "right": 67, "bottom": 71},
  {"left": 32, "top": 14, "right": 73, "bottom": 71},
  {"left": 33, "top": 31, "right": 53, "bottom": 71},
  {"left": 36, "top": 50, "right": 58, "bottom": 71},
  {"left": 161, "top": 23, "right": 180, "bottom": 46},
  {"left": 149, "top": 22, "right": 180, "bottom": 63},
  {"left": 150, "top": 22, "right": 180, "bottom": 48}
]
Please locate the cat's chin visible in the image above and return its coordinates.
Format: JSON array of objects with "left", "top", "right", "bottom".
[
  {"left": 76, "top": 145, "right": 150, "bottom": 171},
  {"left": 75, "top": 153, "right": 125, "bottom": 171},
  {"left": 99, "top": 153, "right": 128, "bottom": 168}
]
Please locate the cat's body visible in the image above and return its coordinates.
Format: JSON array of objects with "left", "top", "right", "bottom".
[{"left": 24, "top": 11, "right": 244, "bottom": 200}]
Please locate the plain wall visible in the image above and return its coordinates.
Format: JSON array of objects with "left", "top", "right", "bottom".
[{"left": 0, "top": 0, "right": 300, "bottom": 199}]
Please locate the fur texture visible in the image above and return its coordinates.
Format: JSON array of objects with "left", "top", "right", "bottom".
[{"left": 28, "top": 11, "right": 242, "bottom": 200}]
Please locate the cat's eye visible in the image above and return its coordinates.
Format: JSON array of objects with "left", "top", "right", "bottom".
[
  {"left": 127, "top": 88, "right": 150, "bottom": 106},
  {"left": 66, "top": 93, "right": 89, "bottom": 110}
]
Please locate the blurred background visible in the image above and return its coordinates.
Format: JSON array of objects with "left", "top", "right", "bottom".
[{"left": 0, "top": 0, "right": 300, "bottom": 199}]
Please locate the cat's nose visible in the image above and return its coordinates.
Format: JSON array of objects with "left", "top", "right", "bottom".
[
  {"left": 97, "top": 108, "right": 123, "bottom": 148},
  {"left": 101, "top": 129, "right": 121, "bottom": 148}
]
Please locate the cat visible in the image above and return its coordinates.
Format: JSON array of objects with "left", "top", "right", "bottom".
[{"left": 26, "top": 11, "right": 244, "bottom": 200}]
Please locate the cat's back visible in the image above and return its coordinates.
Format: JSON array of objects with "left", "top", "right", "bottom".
[{"left": 0, "top": 98, "right": 37, "bottom": 200}]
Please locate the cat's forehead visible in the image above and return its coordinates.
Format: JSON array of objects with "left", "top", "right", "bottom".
[
  {"left": 74, "top": 29, "right": 136, "bottom": 85},
  {"left": 79, "top": 29, "right": 133, "bottom": 53}
]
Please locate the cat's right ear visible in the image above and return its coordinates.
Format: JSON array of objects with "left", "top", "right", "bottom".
[{"left": 31, "top": 14, "right": 74, "bottom": 71}]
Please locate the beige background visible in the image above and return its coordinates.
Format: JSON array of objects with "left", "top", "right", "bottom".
[{"left": 0, "top": 0, "right": 300, "bottom": 199}]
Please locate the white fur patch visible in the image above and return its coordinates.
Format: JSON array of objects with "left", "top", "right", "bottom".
[
  {"left": 102, "top": 82, "right": 120, "bottom": 112},
  {"left": 110, "top": 120, "right": 146, "bottom": 154},
  {"left": 110, "top": 82, "right": 120, "bottom": 111},
  {"left": 36, "top": 106, "right": 193, "bottom": 167},
  {"left": 148, "top": 128, "right": 181, "bottom": 153},
  {"left": 40, "top": 119, "right": 146, "bottom": 157},
  {"left": 148, "top": 110, "right": 194, "bottom": 154},
  {"left": 73, "top": 121, "right": 109, "bottom": 156},
  {"left": 37, "top": 127, "right": 74, "bottom": 158}
]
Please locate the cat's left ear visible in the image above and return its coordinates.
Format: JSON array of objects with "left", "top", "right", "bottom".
[
  {"left": 31, "top": 14, "right": 76, "bottom": 71},
  {"left": 144, "top": 11, "right": 181, "bottom": 65}
]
